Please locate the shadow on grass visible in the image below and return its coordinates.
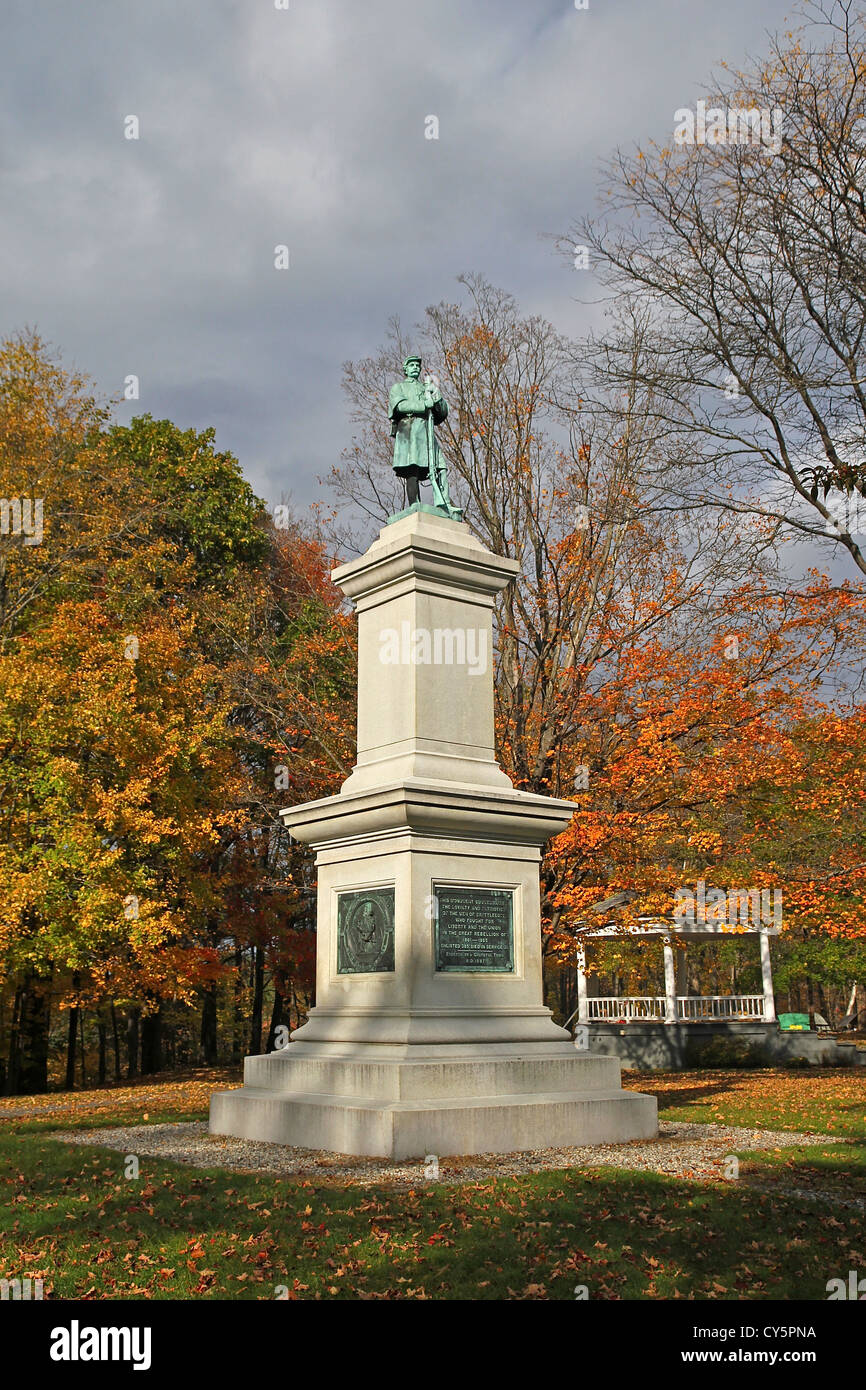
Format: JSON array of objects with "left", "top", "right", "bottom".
[
  {"left": 2, "top": 1129, "right": 864, "bottom": 1301},
  {"left": 624, "top": 1071, "right": 764, "bottom": 1110},
  {"left": 738, "top": 1139, "right": 866, "bottom": 1199}
]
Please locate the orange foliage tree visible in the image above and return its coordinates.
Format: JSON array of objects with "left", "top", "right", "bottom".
[{"left": 0, "top": 334, "right": 354, "bottom": 1090}]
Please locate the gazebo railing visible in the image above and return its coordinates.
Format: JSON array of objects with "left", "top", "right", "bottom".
[
  {"left": 586, "top": 995, "right": 766, "bottom": 1022},
  {"left": 678, "top": 995, "right": 765, "bottom": 1020},
  {"left": 587, "top": 997, "right": 667, "bottom": 1020}
]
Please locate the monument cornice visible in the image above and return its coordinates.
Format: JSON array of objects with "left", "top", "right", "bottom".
[
  {"left": 281, "top": 779, "right": 576, "bottom": 849},
  {"left": 332, "top": 516, "right": 520, "bottom": 604}
]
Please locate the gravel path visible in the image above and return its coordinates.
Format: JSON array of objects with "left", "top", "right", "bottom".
[{"left": 50, "top": 1119, "right": 840, "bottom": 1190}]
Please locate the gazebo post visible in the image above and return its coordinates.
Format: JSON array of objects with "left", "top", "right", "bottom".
[
  {"left": 576, "top": 946, "right": 589, "bottom": 1024},
  {"left": 662, "top": 937, "right": 678, "bottom": 1023},
  {"left": 759, "top": 930, "right": 776, "bottom": 1023}
]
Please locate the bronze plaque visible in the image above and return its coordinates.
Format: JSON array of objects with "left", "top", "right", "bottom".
[
  {"left": 336, "top": 888, "right": 395, "bottom": 974},
  {"left": 433, "top": 885, "right": 514, "bottom": 972}
]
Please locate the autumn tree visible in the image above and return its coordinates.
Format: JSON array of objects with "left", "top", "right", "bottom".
[
  {"left": 0, "top": 331, "right": 112, "bottom": 1090},
  {"left": 200, "top": 510, "right": 355, "bottom": 1059},
  {"left": 567, "top": 0, "right": 866, "bottom": 576},
  {"left": 0, "top": 334, "right": 354, "bottom": 1089}
]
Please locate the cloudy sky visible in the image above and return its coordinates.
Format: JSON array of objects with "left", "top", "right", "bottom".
[{"left": 2, "top": 0, "right": 794, "bottom": 515}]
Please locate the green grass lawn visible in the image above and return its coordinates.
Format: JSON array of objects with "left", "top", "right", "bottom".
[
  {"left": 624, "top": 1068, "right": 866, "bottom": 1204},
  {"left": 1, "top": 1068, "right": 864, "bottom": 1300}
]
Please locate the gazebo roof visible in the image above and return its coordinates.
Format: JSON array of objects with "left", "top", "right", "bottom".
[{"left": 585, "top": 916, "right": 780, "bottom": 940}]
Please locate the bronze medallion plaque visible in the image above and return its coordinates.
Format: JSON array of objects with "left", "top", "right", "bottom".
[
  {"left": 336, "top": 887, "right": 395, "bottom": 974},
  {"left": 433, "top": 885, "right": 515, "bottom": 972}
]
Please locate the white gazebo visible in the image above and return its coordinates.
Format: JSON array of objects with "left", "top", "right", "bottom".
[{"left": 575, "top": 913, "right": 779, "bottom": 1026}]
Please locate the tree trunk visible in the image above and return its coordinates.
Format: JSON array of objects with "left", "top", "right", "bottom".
[
  {"left": 79, "top": 1009, "right": 87, "bottom": 1087},
  {"left": 5, "top": 986, "right": 24, "bottom": 1096},
  {"left": 6, "top": 973, "right": 52, "bottom": 1096},
  {"left": 140, "top": 1005, "right": 163, "bottom": 1075},
  {"left": 232, "top": 945, "right": 244, "bottom": 1065},
  {"left": 249, "top": 947, "right": 265, "bottom": 1057},
  {"left": 266, "top": 987, "right": 285, "bottom": 1052},
  {"left": 126, "top": 1006, "right": 140, "bottom": 1080},
  {"left": 97, "top": 1011, "right": 107, "bottom": 1085},
  {"left": 111, "top": 1004, "right": 122, "bottom": 1081},
  {"left": 65, "top": 1004, "right": 79, "bottom": 1091},
  {"left": 200, "top": 985, "right": 218, "bottom": 1066}
]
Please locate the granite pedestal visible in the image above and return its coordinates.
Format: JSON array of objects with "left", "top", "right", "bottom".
[{"left": 210, "top": 509, "right": 657, "bottom": 1157}]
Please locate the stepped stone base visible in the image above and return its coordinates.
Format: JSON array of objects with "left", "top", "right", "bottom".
[{"left": 209, "top": 1043, "right": 658, "bottom": 1159}]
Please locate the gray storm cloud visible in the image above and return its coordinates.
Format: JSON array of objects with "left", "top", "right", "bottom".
[{"left": 0, "top": 0, "right": 793, "bottom": 511}]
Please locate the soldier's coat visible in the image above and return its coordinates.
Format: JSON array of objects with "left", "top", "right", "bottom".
[{"left": 388, "top": 377, "right": 448, "bottom": 475}]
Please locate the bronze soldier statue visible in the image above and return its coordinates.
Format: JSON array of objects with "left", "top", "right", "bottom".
[{"left": 388, "top": 355, "right": 460, "bottom": 518}]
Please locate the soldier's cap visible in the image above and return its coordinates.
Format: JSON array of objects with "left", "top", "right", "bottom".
[{"left": 403, "top": 355, "right": 422, "bottom": 369}]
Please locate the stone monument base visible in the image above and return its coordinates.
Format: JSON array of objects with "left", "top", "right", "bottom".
[
  {"left": 209, "top": 1042, "right": 658, "bottom": 1159},
  {"left": 210, "top": 508, "right": 658, "bottom": 1160}
]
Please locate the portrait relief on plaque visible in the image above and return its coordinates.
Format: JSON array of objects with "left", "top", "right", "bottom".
[
  {"left": 433, "top": 883, "right": 515, "bottom": 973},
  {"left": 336, "top": 887, "right": 396, "bottom": 974}
]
